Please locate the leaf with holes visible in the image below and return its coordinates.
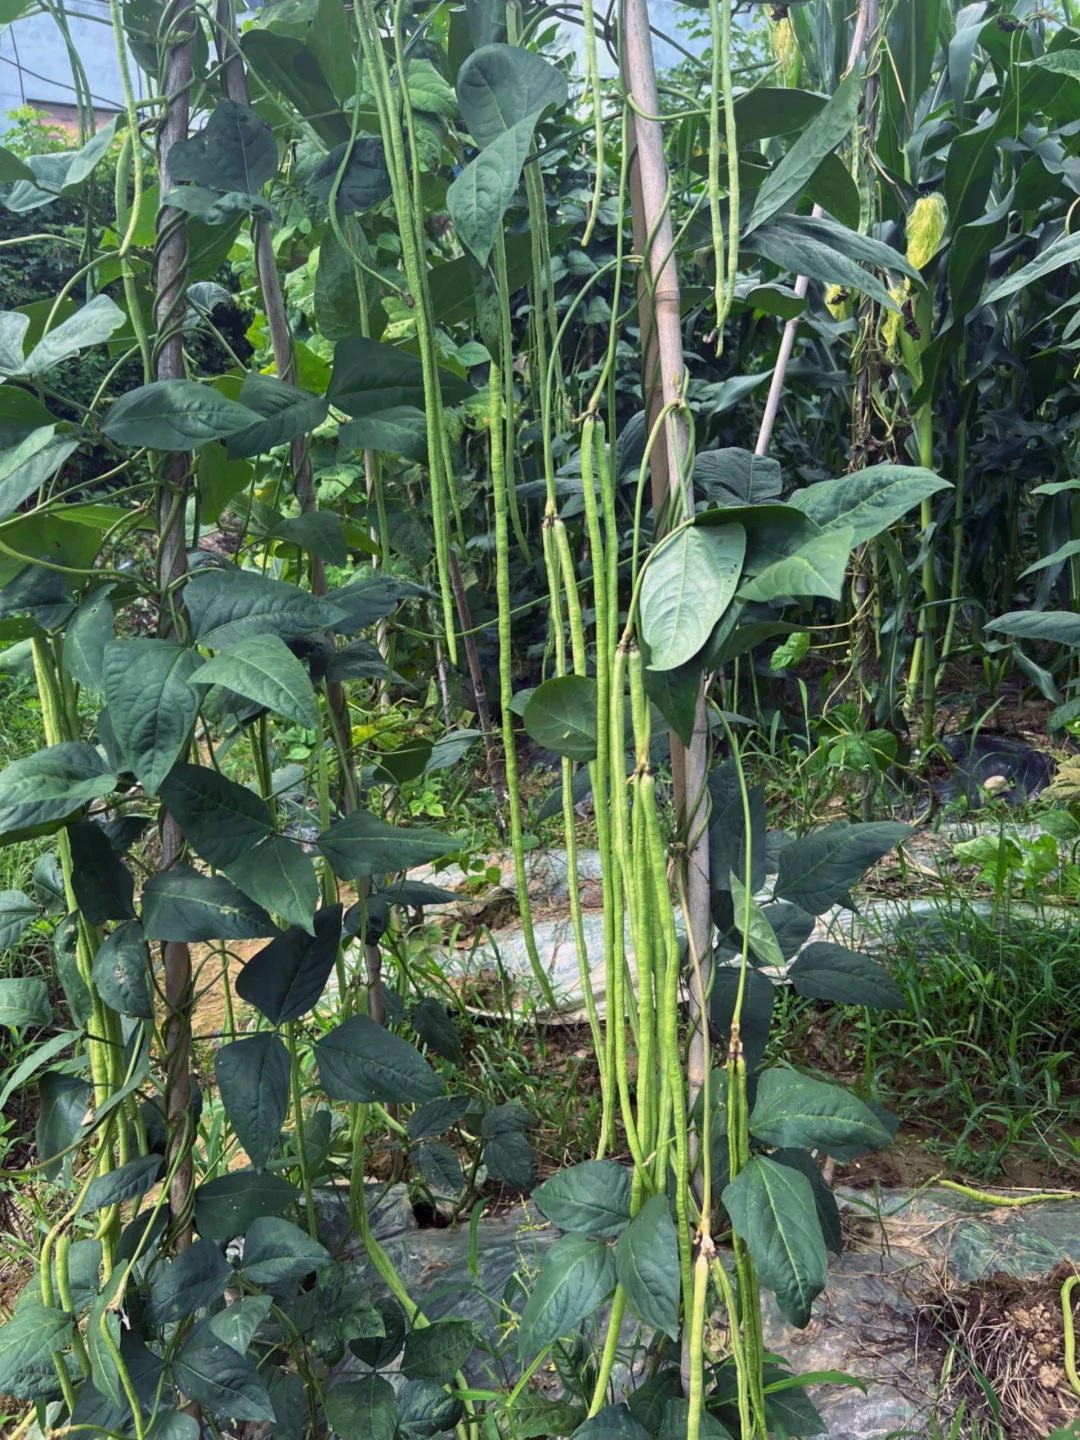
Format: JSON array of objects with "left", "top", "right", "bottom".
[{"left": 92, "top": 920, "right": 152, "bottom": 1018}]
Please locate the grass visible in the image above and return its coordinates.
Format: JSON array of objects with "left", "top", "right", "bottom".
[
  {"left": 771, "top": 897, "right": 1080, "bottom": 1181},
  {"left": 0, "top": 673, "right": 45, "bottom": 914}
]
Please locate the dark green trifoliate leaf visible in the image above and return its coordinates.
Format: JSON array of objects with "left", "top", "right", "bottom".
[
  {"left": 79, "top": 1154, "right": 162, "bottom": 1215},
  {"left": 350, "top": 1297, "right": 406, "bottom": 1368},
  {"left": 158, "top": 763, "right": 273, "bottom": 868},
  {"left": 0, "top": 426, "right": 78, "bottom": 524},
  {"left": 241, "top": 1216, "right": 331, "bottom": 1287},
  {"left": 573, "top": 1405, "right": 650, "bottom": 1440},
  {"left": 21, "top": 295, "right": 126, "bottom": 375},
  {"left": 484, "top": 1129, "right": 533, "bottom": 1187},
  {"left": 102, "top": 639, "right": 201, "bottom": 795},
  {"left": 92, "top": 920, "right": 152, "bottom": 1018},
  {"left": 193, "top": 633, "right": 319, "bottom": 730},
  {"left": 772, "top": 1149, "right": 843, "bottom": 1257},
  {"left": 522, "top": 675, "right": 598, "bottom": 761},
  {"left": 308, "top": 138, "right": 392, "bottom": 214},
  {"left": 0, "top": 741, "right": 115, "bottom": 843},
  {"left": 748, "top": 68, "right": 860, "bottom": 230},
  {"left": 62, "top": 586, "right": 114, "bottom": 691},
  {"left": 722, "top": 1155, "right": 827, "bottom": 1328},
  {"left": 235, "top": 904, "right": 342, "bottom": 1023},
  {"left": 518, "top": 1234, "right": 616, "bottom": 1361},
  {"left": 737, "top": 527, "right": 854, "bottom": 603},
  {"left": 788, "top": 943, "right": 906, "bottom": 1010},
  {"left": 317, "top": 811, "right": 459, "bottom": 879},
  {"left": 224, "top": 833, "right": 320, "bottom": 934},
  {"left": 327, "top": 574, "right": 431, "bottom": 633},
  {"left": 710, "top": 966, "right": 774, "bottom": 1073},
  {"left": 641, "top": 524, "right": 746, "bottom": 672},
  {"left": 328, "top": 336, "right": 473, "bottom": 416},
  {"left": 102, "top": 381, "right": 261, "bottom": 451},
  {"left": 225, "top": 372, "right": 329, "bottom": 459},
  {"left": 406, "top": 1095, "right": 470, "bottom": 1141},
  {"left": 325, "top": 1374, "right": 398, "bottom": 1440},
  {"left": 447, "top": 115, "right": 535, "bottom": 266},
  {"left": 197, "top": 442, "right": 253, "bottom": 525},
  {"left": 207, "top": 1295, "right": 273, "bottom": 1354},
  {"left": 171, "top": 1320, "right": 275, "bottom": 1422},
  {"left": 168, "top": 99, "right": 278, "bottom": 193},
  {"left": 0, "top": 976, "right": 51, "bottom": 1029},
  {"left": 694, "top": 448, "right": 781, "bottom": 506},
  {"left": 627, "top": 1372, "right": 682, "bottom": 1433},
  {"left": 401, "top": 1320, "right": 478, "bottom": 1384},
  {"left": 0, "top": 889, "right": 38, "bottom": 953},
  {"left": 141, "top": 865, "right": 277, "bottom": 942},
  {"left": 506, "top": 1396, "right": 588, "bottom": 1439},
  {"left": 456, "top": 44, "right": 567, "bottom": 147},
  {"left": 533, "top": 1160, "right": 632, "bottom": 1237},
  {"left": 67, "top": 819, "right": 135, "bottom": 925},
  {"left": 193, "top": 1171, "right": 299, "bottom": 1243},
  {"left": 311, "top": 1259, "right": 385, "bottom": 1357},
  {"left": 411, "top": 1140, "right": 464, "bottom": 1195},
  {"left": 774, "top": 820, "right": 912, "bottom": 913},
  {"left": 411, "top": 997, "right": 462, "bottom": 1062},
  {"left": 185, "top": 568, "right": 346, "bottom": 648},
  {"left": 614, "top": 1195, "right": 680, "bottom": 1338},
  {"left": 147, "top": 1237, "right": 231, "bottom": 1324},
  {"left": 749, "top": 1069, "right": 893, "bottom": 1154},
  {"left": 273, "top": 511, "right": 348, "bottom": 565},
  {"left": 317, "top": 1015, "right": 444, "bottom": 1104},
  {"left": 482, "top": 1102, "right": 534, "bottom": 1135},
  {"left": 0, "top": 1303, "right": 72, "bottom": 1396},
  {"left": 214, "top": 1031, "right": 291, "bottom": 1171},
  {"left": 787, "top": 465, "right": 950, "bottom": 546}
]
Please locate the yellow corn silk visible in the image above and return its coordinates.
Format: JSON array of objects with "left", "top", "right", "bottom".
[
  {"left": 881, "top": 288, "right": 907, "bottom": 363},
  {"left": 906, "top": 193, "right": 949, "bottom": 271},
  {"left": 771, "top": 16, "right": 800, "bottom": 87}
]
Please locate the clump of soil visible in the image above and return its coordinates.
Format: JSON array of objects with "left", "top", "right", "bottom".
[{"left": 915, "top": 1262, "right": 1080, "bottom": 1439}]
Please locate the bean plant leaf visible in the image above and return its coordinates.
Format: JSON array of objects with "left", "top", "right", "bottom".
[
  {"left": 788, "top": 943, "right": 907, "bottom": 1010},
  {"left": 447, "top": 115, "right": 536, "bottom": 266},
  {"left": 102, "top": 640, "right": 202, "bottom": 795},
  {"left": 146, "top": 1238, "right": 232, "bottom": 1325},
  {"left": 316, "top": 1015, "right": 444, "bottom": 1104},
  {"left": 737, "top": 527, "right": 854, "bottom": 604},
  {"left": 193, "top": 633, "right": 319, "bottom": 730},
  {"left": 0, "top": 1304, "right": 73, "bottom": 1395},
  {"left": 774, "top": 820, "right": 912, "bottom": 912},
  {"left": 141, "top": 864, "right": 277, "bottom": 942},
  {"left": 533, "top": 1160, "right": 632, "bottom": 1237},
  {"left": 614, "top": 1195, "right": 680, "bottom": 1338},
  {"left": 224, "top": 833, "right": 320, "bottom": 934},
  {"left": 0, "top": 741, "right": 115, "bottom": 843},
  {"left": 723, "top": 1156, "right": 827, "bottom": 1328},
  {"left": 329, "top": 336, "right": 473, "bottom": 415},
  {"left": 241, "top": 1216, "right": 331, "bottom": 1287},
  {"left": 235, "top": 905, "right": 343, "bottom": 1023},
  {"left": 102, "top": 381, "right": 260, "bottom": 450},
  {"left": 21, "top": 295, "right": 126, "bottom": 375},
  {"left": 92, "top": 920, "right": 152, "bottom": 1018},
  {"left": 518, "top": 1234, "right": 616, "bottom": 1361},
  {"left": 62, "top": 586, "right": 115, "bottom": 691},
  {"left": 185, "top": 568, "right": 346, "bottom": 647},
  {"left": 411, "top": 1139, "right": 464, "bottom": 1195},
  {"left": 171, "top": 1321, "right": 276, "bottom": 1422},
  {"left": 710, "top": 966, "right": 774, "bottom": 1074},
  {"left": 483, "top": 1130, "right": 534, "bottom": 1188},
  {"left": 771, "top": 1148, "right": 843, "bottom": 1257},
  {"left": 456, "top": 44, "right": 568, "bottom": 147},
  {"left": 749, "top": 1069, "right": 894, "bottom": 1153},
  {"left": 309, "top": 137, "right": 393, "bottom": 214},
  {"left": 169, "top": 99, "right": 279, "bottom": 192},
  {"left": 0, "top": 889, "right": 38, "bottom": 953},
  {"left": 37, "top": 1069, "right": 88, "bottom": 1177},
  {"left": 207, "top": 1295, "right": 273, "bottom": 1354},
  {"left": 193, "top": 1171, "right": 299, "bottom": 1243},
  {"left": 411, "top": 997, "right": 462, "bottom": 1062},
  {"left": 225, "top": 373, "right": 329, "bottom": 459},
  {"left": 573, "top": 1405, "right": 651, "bottom": 1440},
  {"left": 788, "top": 466, "right": 950, "bottom": 546},
  {"left": 522, "top": 675, "right": 598, "bottom": 761},
  {"left": 641, "top": 524, "right": 746, "bottom": 672},
  {"left": 158, "top": 763, "right": 274, "bottom": 868},
  {"left": 325, "top": 1375, "right": 398, "bottom": 1440},
  {"left": 214, "top": 1031, "right": 291, "bottom": 1171},
  {"left": 401, "top": 1320, "right": 479, "bottom": 1383},
  {"left": 0, "top": 976, "right": 51, "bottom": 1029},
  {"left": 0, "top": 426, "right": 79, "bottom": 524},
  {"left": 317, "top": 811, "right": 459, "bottom": 879}
]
